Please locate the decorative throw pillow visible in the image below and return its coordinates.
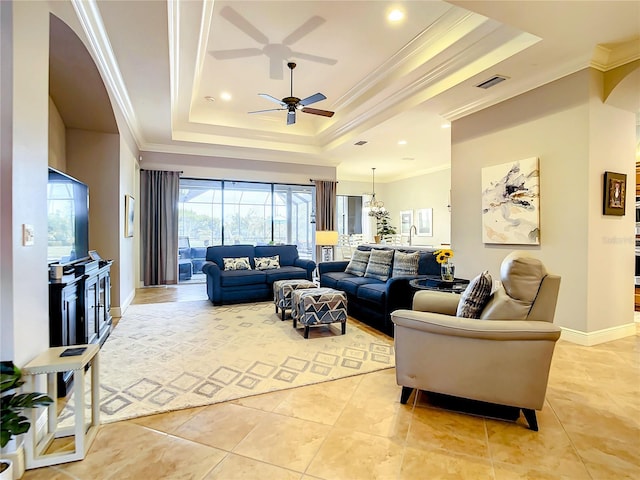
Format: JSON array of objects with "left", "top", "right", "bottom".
[
  {"left": 344, "top": 250, "right": 371, "bottom": 277},
  {"left": 392, "top": 250, "right": 420, "bottom": 277},
  {"left": 254, "top": 255, "right": 280, "bottom": 270},
  {"left": 456, "top": 270, "right": 493, "bottom": 318},
  {"left": 223, "top": 257, "right": 252, "bottom": 271},
  {"left": 364, "top": 249, "right": 395, "bottom": 282}
]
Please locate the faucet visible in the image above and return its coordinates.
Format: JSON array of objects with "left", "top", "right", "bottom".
[{"left": 409, "top": 225, "right": 417, "bottom": 246}]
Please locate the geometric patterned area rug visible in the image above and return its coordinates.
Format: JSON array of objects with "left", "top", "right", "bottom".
[{"left": 60, "top": 300, "right": 394, "bottom": 424}]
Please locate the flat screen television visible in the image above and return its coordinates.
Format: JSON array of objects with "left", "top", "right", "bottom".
[{"left": 47, "top": 167, "right": 89, "bottom": 265}]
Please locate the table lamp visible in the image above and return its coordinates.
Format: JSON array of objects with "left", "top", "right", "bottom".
[{"left": 315, "top": 230, "right": 339, "bottom": 262}]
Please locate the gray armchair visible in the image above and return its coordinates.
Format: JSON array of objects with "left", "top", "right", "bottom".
[{"left": 391, "top": 252, "right": 561, "bottom": 430}]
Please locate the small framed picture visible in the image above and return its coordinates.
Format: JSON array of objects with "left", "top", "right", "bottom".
[
  {"left": 416, "top": 208, "right": 433, "bottom": 236},
  {"left": 125, "top": 194, "right": 135, "bottom": 237},
  {"left": 400, "top": 210, "right": 413, "bottom": 235},
  {"left": 88, "top": 250, "right": 102, "bottom": 261},
  {"left": 602, "top": 171, "right": 626, "bottom": 216}
]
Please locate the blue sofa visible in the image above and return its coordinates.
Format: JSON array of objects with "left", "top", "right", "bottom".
[
  {"left": 318, "top": 245, "right": 440, "bottom": 335},
  {"left": 203, "top": 244, "right": 316, "bottom": 305}
]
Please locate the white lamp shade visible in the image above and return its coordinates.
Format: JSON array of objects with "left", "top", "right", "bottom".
[{"left": 315, "top": 230, "right": 339, "bottom": 246}]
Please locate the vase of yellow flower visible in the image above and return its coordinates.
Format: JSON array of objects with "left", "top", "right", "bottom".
[{"left": 434, "top": 248, "right": 455, "bottom": 282}]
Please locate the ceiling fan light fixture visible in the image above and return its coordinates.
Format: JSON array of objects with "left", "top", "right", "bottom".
[{"left": 250, "top": 62, "right": 335, "bottom": 125}]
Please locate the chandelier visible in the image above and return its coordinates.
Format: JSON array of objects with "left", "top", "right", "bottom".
[{"left": 365, "top": 167, "right": 385, "bottom": 215}]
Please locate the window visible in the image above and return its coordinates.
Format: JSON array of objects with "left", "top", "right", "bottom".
[
  {"left": 223, "top": 182, "right": 272, "bottom": 245},
  {"left": 178, "top": 178, "right": 315, "bottom": 257},
  {"left": 178, "top": 179, "right": 222, "bottom": 247}
]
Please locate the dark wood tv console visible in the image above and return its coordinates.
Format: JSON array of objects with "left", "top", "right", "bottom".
[{"left": 49, "top": 259, "right": 112, "bottom": 396}]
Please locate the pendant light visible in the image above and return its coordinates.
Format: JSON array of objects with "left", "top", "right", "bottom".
[{"left": 365, "top": 167, "right": 385, "bottom": 214}]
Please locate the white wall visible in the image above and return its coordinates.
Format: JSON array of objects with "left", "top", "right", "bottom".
[
  {"left": 452, "top": 68, "right": 635, "bottom": 341},
  {"left": 586, "top": 69, "right": 636, "bottom": 334},
  {"left": 0, "top": 0, "right": 14, "bottom": 361},
  {"left": 119, "top": 140, "right": 139, "bottom": 314},
  {"left": 7, "top": 0, "right": 51, "bottom": 366}
]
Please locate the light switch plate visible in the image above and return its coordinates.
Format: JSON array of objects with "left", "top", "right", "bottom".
[{"left": 22, "top": 224, "right": 34, "bottom": 246}]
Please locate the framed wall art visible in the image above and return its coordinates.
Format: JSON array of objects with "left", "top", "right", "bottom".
[
  {"left": 602, "top": 171, "right": 626, "bottom": 216},
  {"left": 400, "top": 210, "right": 413, "bottom": 235},
  {"left": 125, "top": 194, "right": 135, "bottom": 237},
  {"left": 481, "top": 157, "right": 540, "bottom": 245},
  {"left": 416, "top": 208, "right": 433, "bottom": 236}
]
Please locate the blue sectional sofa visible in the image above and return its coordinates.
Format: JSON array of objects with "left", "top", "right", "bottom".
[
  {"left": 318, "top": 245, "right": 440, "bottom": 335},
  {"left": 203, "top": 244, "right": 316, "bottom": 305}
]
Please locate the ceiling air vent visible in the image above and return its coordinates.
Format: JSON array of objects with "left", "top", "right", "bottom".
[
  {"left": 475, "top": 75, "right": 509, "bottom": 89},
  {"left": 354, "top": 140, "right": 368, "bottom": 146}
]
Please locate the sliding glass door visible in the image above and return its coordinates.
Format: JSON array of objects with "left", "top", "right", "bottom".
[
  {"left": 178, "top": 178, "right": 315, "bottom": 258},
  {"left": 178, "top": 179, "right": 222, "bottom": 248},
  {"left": 223, "top": 182, "right": 272, "bottom": 245}
]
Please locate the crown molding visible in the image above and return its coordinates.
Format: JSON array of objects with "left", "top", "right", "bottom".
[
  {"left": 71, "top": 0, "right": 144, "bottom": 147},
  {"left": 591, "top": 39, "right": 640, "bottom": 71}
]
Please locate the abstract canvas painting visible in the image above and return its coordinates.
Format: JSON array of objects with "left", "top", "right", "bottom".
[{"left": 481, "top": 157, "right": 540, "bottom": 244}]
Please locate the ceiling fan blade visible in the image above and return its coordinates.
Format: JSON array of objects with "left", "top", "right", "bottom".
[
  {"left": 249, "top": 108, "right": 286, "bottom": 114},
  {"left": 219, "top": 6, "right": 269, "bottom": 45},
  {"left": 299, "top": 93, "right": 326, "bottom": 107},
  {"left": 287, "top": 110, "right": 296, "bottom": 125},
  {"left": 302, "top": 107, "right": 335, "bottom": 118},
  {"left": 258, "top": 93, "right": 286, "bottom": 107},
  {"left": 291, "top": 51, "right": 338, "bottom": 65},
  {"left": 209, "top": 48, "right": 262, "bottom": 60},
  {"left": 282, "top": 16, "right": 325, "bottom": 46}
]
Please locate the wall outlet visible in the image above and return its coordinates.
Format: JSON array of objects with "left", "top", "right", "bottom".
[{"left": 22, "top": 224, "right": 34, "bottom": 246}]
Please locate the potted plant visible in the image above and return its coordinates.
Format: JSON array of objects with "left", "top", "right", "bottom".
[
  {"left": 1, "top": 361, "right": 53, "bottom": 478},
  {"left": 369, "top": 210, "right": 397, "bottom": 243}
]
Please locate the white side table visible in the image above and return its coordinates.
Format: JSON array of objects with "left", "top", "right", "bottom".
[{"left": 21, "top": 344, "right": 100, "bottom": 468}]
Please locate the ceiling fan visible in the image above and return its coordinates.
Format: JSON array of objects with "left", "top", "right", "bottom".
[{"left": 249, "top": 62, "right": 335, "bottom": 125}]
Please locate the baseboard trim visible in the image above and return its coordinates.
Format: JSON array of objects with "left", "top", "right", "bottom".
[
  {"left": 560, "top": 322, "right": 636, "bottom": 346},
  {"left": 111, "top": 289, "right": 136, "bottom": 318}
]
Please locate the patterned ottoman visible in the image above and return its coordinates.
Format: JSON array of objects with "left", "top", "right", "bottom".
[
  {"left": 291, "top": 288, "right": 348, "bottom": 339},
  {"left": 273, "top": 279, "right": 317, "bottom": 320}
]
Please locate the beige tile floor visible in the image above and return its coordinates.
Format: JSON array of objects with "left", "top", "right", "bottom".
[{"left": 23, "top": 285, "right": 639, "bottom": 480}]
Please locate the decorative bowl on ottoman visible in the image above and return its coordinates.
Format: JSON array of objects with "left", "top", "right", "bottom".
[
  {"left": 291, "top": 288, "right": 348, "bottom": 339},
  {"left": 273, "top": 279, "right": 317, "bottom": 320}
]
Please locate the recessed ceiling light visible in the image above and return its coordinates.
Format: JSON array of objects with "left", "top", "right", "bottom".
[
  {"left": 204, "top": 96, "right": 215, "bottom": 102},
  {"left": 388, "top": 9, "right": 404, "bottom": 22},
  {"left": 398, "top": 140, "right": 407, "bottom": 145},
  {"left": 220, "top": 92, "right": 232, "bottom": 101}
]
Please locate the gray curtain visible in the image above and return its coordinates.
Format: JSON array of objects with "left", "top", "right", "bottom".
[
  {"left": 141, "top": 170, "right": 180, "bottom": 285},
  {"left": 314, "top": 180, "right": 337, "bottom": 231}
]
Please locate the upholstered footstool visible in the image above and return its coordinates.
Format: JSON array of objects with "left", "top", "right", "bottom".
[
  {"left": 273, "top": 279, "right": 317, "bottom": 320},
  {"left": 291, "top": 288, "right": 348, "bottom": 338}
]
